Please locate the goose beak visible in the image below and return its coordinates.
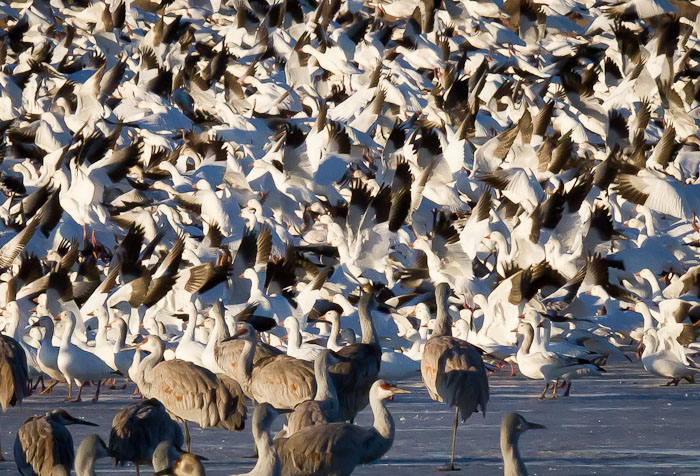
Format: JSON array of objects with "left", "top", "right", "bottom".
[
  {"left": 391, "top": 387, "right": 411, "bottom": 394},
  {"left": 536, "top": 321, "right": 544, "bottom": 328},
  {"left": 510, "top": 327, "right": 519, "bottom": 333}
]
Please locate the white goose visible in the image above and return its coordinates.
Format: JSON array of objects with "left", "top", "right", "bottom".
[
  {"left": 641, "top": 329, "right": 697, "bottom": 386},
  {"left": 56, "top": 310, "right": 116, "bottom": 402}
]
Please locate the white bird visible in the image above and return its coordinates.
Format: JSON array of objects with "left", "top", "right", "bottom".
[{"left": 56, "top": 310, "right": 115, "bottom": 403}]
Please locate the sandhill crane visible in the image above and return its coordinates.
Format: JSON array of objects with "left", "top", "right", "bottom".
[
  {"left": 237, "top": 323, "right": 316, "bottom": 409},
  {"left": 0, "top": 328, "right": 30, "bottom": 461},
  {"left": 276, "top": 380, "right": 410, "bottom": 476},
  {"left": 109, "top": 398, "right": 185, "bottom": 475},
  {"left": 284, "top": 349, "right": 339, "bottom": 437},
  {"left": 233, "top": 404, "right": 281, "bottom": 476},
  {"left": 209, "top": 301, "right": 281, "bottom": 380},
  {"left": 74, "top": 434, "right": 110, "bottom": 476},
  {"left": 500, "top": 413, "right": 545, "bottom": 476},
  {"left": 327, "top": 287, "right": 381, "bottom": 422},
  {"left": 14, "top": 409, "right": 98, "bottom": 476},
  {"left": 128, "top": 335, "right": 246, "bottom": 451},
  {"left": 420, "top": 283, "right": 489, "bottom": 471}
]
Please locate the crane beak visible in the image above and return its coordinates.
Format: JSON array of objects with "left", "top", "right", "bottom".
[
  {"left": 525, "top": 420, "right": 546, "bottom": 430},
  {"left": 69, "top": 416, "right": 99, "bottom": 427}
]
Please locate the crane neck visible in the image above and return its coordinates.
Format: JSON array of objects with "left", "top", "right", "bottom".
[
  {"left": 251, "top": 421, "right": 281, "bottom": 476},
  {"left": 432, "top": 284, "right": 452, "bottom": 338},
  {"left": 238, "top": 334, "right": 256, "bottom": 387},
  {"left": 139, "top": 339, "right": 165, "bottom": 391},
  {"left": 313, "top": 354, "right": 337, "bottom": 405},
  {"left": 501, "top": 430, "right": 528, "bottom": 476},
  {"left": 358, "top": 293, "right": 378, "bottom": 346},
  {"left": 366, "top": 394, "right": 395, "bottom": 461},
  {"left": 74, "top": 443, "right": 99, "bottom": 476}
]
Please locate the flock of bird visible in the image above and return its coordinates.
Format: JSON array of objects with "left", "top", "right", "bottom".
[{"left": 1, "top": 0, "right": 700, "bottom": 474}]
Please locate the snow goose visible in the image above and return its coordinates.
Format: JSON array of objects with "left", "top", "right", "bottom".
[
  {"left": 174, "top": 302, "right": 205, "bottom": 367},
  {"left": 641, "top": 329, "right": 697, "bottom": 386},
  {"left": 515, "top": 317, "right": 605, "bottom": 399},
  {"left": 282, "top": 317, "right": 324, "bottom": 362},
  {"left": 55, "top": 310, "right": 116, "bottom": 402}
]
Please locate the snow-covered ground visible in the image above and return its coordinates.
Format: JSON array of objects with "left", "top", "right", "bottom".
[{"left": 2, "top": 362, "right": 698, "bottom": 476}]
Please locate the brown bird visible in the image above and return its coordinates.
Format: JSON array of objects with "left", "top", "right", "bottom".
[
  {"left": 128, "top": 335, "right": 246, "bottom": 451},
  {"left": 13, "top": 409, "right": 98, "bottom": 476},
  {"left": 420, "top": 282, "right": 489, "bottom": 471},
  {"left": 326, "top": 286, "right": 381, "bottom": 422},
  {"left": 236, "top": 323, "right": 316, "bottom": 410},
  {"left": 276, "top": 380, "right": 410, "bottom": 476},
  {"left": 0, "top": 330, "right": 30, "bottom": 461}
]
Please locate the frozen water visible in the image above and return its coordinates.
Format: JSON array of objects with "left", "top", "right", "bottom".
[{"left": 1, "top": 362, "right": 698, "bottom": 475}]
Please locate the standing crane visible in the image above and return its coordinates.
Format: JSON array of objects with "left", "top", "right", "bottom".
[
  {"left": 420, "top": 282, "right": 489, "bottom": 471},
  {"left": 14, "top": 409, "right": 98, "bottom": 476},
  {"left": 128, "top": 335, "right": 246, "bottom": 451},
  {"left": 284, "top": 349, "right": 339, "bottom": 436},
  {"left": 236, "top": 323, "right": 316, "bottom": 409},
  {"left": 276, "top": 379, "right": 410, "bottom": 476},
  {"left": 109, "top": 398, "right": 185, "bottom": 475},
  {"left": 327, "top": 286, "right": 381, "bottom": 422},
  {"left": 0, "top": 328, "right": 30, "bottom": 461}
]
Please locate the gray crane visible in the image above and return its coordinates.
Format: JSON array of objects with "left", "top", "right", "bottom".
[
  {"left": 236, "top": 323, "right": 316, "bottom": 410},
  {"left": 0, "top": 330, "right": 30, "bottom": 461},
  {"left": 13, "top": 409, "right": 98, "bottom": 476},
  {"left": 128, "top": 335, "right": 246, "bottom": 451},
  {"left": 233, "top": 404, "right": 281, "bottom": 476},
  {"left": 212, "top": 303, "right": 281, "bottom": 382},
  {"left": 326, "top": 287, "right": 381, "bottom": 422},
  {"left": 109, "top": 398, "right": 185, "bottom": 475},
  {"left": 500, "top": 413, "right": 545, "bottom": 476},
  {"left": 420, "top": 283, "right": 489, "bottom": 471},
  {"left": 276, "top": 379, "right": 409, "bottom": 476},
  {"left": 284, "top": 349, "right": 339, "bottom": 437},
  {"left": 74, "top": 434, "right": 110, "bottom": 476}
]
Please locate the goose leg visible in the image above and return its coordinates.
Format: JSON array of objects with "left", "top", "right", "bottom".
[
  {"left": 539, "top": 382, "right": 550, "bottom": 399},
  {"left": 64, "top": 380, "right": 73, "bottom": 402},
  {"left": 439, "top": 406, "right": 460, "bottom": 471},
  {"left": 552, "top": 380, "right": 559, "bottom": 399}
]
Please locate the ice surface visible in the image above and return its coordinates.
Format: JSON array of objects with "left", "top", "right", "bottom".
[{"left": 1, "top": 362, "right": 698, "bottom": 475}]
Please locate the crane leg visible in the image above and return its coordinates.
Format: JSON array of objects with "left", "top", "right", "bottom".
[
  {"left": 0, "top": 431, "right": 4, "bottom": 462},
  {"left": 91, "top": 380, "right": 102, "bottom": 403},
  {"left": 563, "top": 381, "right": 572, "bottom": 397},
  {"left": 181, "top": 419, "right": 191, "bottom": 452},
  {"left": 440, "top": 407, "right": 460, "bottom": 471},
  {"left": 136, "top": 465, "right": 140, "bottom": 476}
]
